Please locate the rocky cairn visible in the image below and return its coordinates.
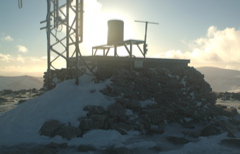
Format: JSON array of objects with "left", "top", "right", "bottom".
[{"left": 39, "top": 66, "right": 240, "bottom": 151}]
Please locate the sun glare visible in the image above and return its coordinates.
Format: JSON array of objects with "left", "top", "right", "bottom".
[
  {"left": 79, "top": 0, "right": 137, "bottom": 56},
  {"left": 59, "top": 0, "right": 139, "bottom": 57}
]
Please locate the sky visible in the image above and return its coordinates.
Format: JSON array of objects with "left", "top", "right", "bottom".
[{"left": 1, "top": 0, "right": 240, "bottom": 76}]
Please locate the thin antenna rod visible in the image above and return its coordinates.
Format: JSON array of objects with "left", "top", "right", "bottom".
[
  {"left": 135, "top": 20, "right": 159, "bottom": 25},
  {"left": 18, "top": 0, "right": 23, "bottom": 9},
  {"left": 135, "top": 20, "right": 158, "bottom": 57}
]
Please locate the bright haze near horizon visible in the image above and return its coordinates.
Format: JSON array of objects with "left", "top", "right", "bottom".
[{"left": 1, "top": 0, "right": 240, "bottom": 77}]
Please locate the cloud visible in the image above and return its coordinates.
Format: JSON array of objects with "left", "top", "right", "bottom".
[
  {"left": 192, "top": 26, "right": 240, "bottom": 63},
  {"left": 0, "top": 54, "right": 46, "bottom": 76},
  {"left": 3, "top": 35, "right": 14, "bottom": 41},
  {"left": 16, "top": 55, "right": 25, "bottom": 63},
  {"left": 0, "top": 53, "right": 11, "bottom": 62},
  {"left": 0, "top": 54, "right": 26, "bottom": 63},
  {"left": 17, "top": 45, "right": 28, "bottom": 53},
  {"left": 155, "top": 26, "right": 240, "bottom": 69}
]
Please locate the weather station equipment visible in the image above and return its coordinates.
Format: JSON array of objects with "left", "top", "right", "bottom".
[{"left": 17, "top": 0, "right": 190, "bottom": 90}]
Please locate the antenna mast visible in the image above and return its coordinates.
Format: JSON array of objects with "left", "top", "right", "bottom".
[
  {"left": 18, "top": 0, "right": 22, "bottom": 8},
  {"left": 135, "top": 20, "right": 158, "bottom": 56}
]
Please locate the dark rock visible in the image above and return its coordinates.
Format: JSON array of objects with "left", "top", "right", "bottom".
[
  {"left": 216, "top": 120, "right": 237, "bottom": 138},
  {"left": 107, "top": 103, "right": 125, "bottom": 117},
  {"left": 232, "top": 114, "right": 240, "bottom": 125},
  {"left": 111, "top": 123, "right": 134, "bottom": 131},
  {"left": 0, "top": 97, "right": 7, "bottom": 102},
  {"left": 215, "top": 104, "right": 227, "bottom": 109},
  {"left": 54, "top": 125, "right": 81, "bottom": 140},
  {"left": 151, "top": 145, "right": 163, "bottom": 152},
  {"left": 78, "top": 145, "right": 96, "bottom": 152},
  {"left": 61, "top": 66, "right": 229, "bottom": 137},
  {"left": 115, "top": 128, "right": 128, "bottom": 135},
  {"left": 96, "top": 68, "right": 113, "bottom": 80},
  {"left": 1, "top": 90, "right": 13, "bottom": 95},
  {"left": 104, "top": 147, "right": 133, "bottom": 154},
  {"left": 79, "top": 115, "right": 106, "bottom": 131},
  {"left": 166, "top": 136, "right": 190, "bottom": 145},
  {"left": 200, "top": 123, "right": 222, "bottom": 136},
  {"left": 182, "top": 130, "right": 201, "bottom": 138},
  {"left": 224, "top": 107, "right": 238, "bottom": 117},
  {"left": 149, "top": 126, "right": 164, "bottom": 134},
  {"left": 59, "top": 142, "right": 68, "bottom": 148},
  {"left": 139, "top": 115, "right": 151, "bottom": 130},
  {"left": 100, "top": 85, "right": 114, "bottom": 96},
  {"left": 220, "top": 139, "right": 240, "bottom": 148},
  {"left": 84, "top": 105, "right": 106, "bottom": 116},
  {"left": 39, "top": 120, "right": 62, "bottom": 137},
  {"left": 125, "top": 100, "right": 141, "bottom": 110},
  {"left": 18, "top": 99, "right": 27, "bottom": 104},
  {"left": 47, "top": 142, "right": 59, "bottom": 149}
]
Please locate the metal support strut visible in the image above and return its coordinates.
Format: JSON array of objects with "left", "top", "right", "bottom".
[{"left": 18, "top": 0, "right": 22, "bottom": 8}]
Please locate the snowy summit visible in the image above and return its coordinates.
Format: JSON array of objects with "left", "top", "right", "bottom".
[{"left": 0, "top": 69, "right": 240, "bottom": 153}]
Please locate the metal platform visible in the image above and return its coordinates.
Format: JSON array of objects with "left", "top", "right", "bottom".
[{"left": 92, "top": 39, "right": 146, "bottom": 57}]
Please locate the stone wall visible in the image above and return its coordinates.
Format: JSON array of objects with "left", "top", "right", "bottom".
[
  {"left": 97, "top": 66, "right": 217, "bottom": 122},
  {"left": 39, "top": 65, "right": 240, "bottom": 151},
  {"left": 43, "top": 68, "right": 83, "bottom": 89}
]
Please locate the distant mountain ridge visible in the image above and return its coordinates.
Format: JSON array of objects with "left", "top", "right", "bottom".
[
  {"left": 0, "top": 76, "right": 43, "bottom": 91},
  {"left": 1, "top": 67, "right": 239, "bottom": 92},
  {"left": 196, "top": 67, "right": 240, "bottom": 92}
]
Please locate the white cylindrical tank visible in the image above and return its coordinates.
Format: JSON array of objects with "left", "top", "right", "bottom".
[{"left": 107, "top": 20, "right": 124, "bottom": 45}]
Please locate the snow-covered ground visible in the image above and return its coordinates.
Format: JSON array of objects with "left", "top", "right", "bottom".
[{"left": 0, "top": 75, "right": 240, "bottom": 153}]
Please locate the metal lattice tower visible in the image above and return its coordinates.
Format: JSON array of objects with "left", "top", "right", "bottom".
[{"left": 40, "top": 0, "right": 84, "bottom": 89}]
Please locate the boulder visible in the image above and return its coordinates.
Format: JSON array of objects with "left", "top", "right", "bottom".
[
  {"left": 125, "top": 100, "right": 141, "bottom": 110},
  {"left": 104, "top": 147, "right": 133, "bottom": 154},
  {"left": 220, "top": 139, "right": 240, "bottom": 147},
  {"left": 232, "top": 114, "right": 240, "bottom": 125},
  {"left": 78, "top": 145, "right": 96, "bottom": 152},
  {"left": 54, "top": 125, "right": 81, "bottom": 140},
  {"left": 39, "top": 120, "right": 62, "bottom": 137},
  {"left": 149, "top": 126, "right": 164, "bottom": 134},
  {"left": 84, "top": 105, "right": 106, "bottom": 116},
  {"left": 200, "top": 123, "right": 222, "bottom": 136},
  {"left": 111, "top": 123, "right": 134, "bottom": 131},
  {"left": 166, "top": 136, "right": 190, "bottom": 145},
  {"left": 107, "top": 103, "right": 125, "bottom": 117},
  {"left": 79, "top": 115, "right": 106, "bottom": 131}
]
